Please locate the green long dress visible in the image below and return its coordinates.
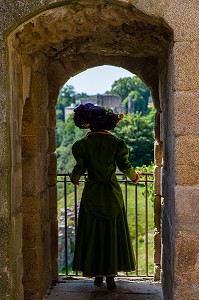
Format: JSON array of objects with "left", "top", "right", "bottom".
[{"left": 70, "top": 131, "right": 136, "bottom": 276}]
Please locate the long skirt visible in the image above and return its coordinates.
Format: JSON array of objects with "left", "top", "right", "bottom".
[{"left": 72, "top": 202, "right": 135, "bottom": 276}]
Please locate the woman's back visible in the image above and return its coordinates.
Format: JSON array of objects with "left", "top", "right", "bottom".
[{"left": 74, "top": 133, "right": 118, "bottom": 182}]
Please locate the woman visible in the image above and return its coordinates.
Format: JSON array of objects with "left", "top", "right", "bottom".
[{"left": 70, "top": 103, "right": 141, "bottom": 290}]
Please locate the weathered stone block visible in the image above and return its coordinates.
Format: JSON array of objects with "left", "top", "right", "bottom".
[
  {"left": 22, "top": 135, "right": 40, "bottom": 157},
  {"left": 174, "top": 284, "right": 199, "bottom": 300},
  {"left": 13, "top": 213, "right": 23, "bottom": 258},
  {"left": 154, "top": 141, "right": 162, "bottom": 166},
  {"left": 24, "top": 289, "right": 40, "bottom": 300},
  {"left": 33, "top": 53, "right": 48, "bottom": 74},
  {"left": 48, "top": 60, "right": 68, "bottom": 90},
  {"left": 49, "top": 186, "right": 57, "bottom": 220},
  {"left": 48, "top": 128, "right": 56, "bottom": 153},
  {"left": 154, "top": 166, "right": 161, "bottom": 195},
  {"left": 22, "top": 64, "right": 31, "bottom": 104},
  {"left": 11, "top": 168, "right": 22, "bottom": 215},
  {"left": 174, "top": 231, "right": 199, "bottom": 285},
  {"left": 173, "top": 41, "right": 199, "bottom": 91},
  {"left": 0, "top": 271, "right": 10, "bottom": 299},
  {"left": 154, "top": 265, "right": 161, "bottom": 282},
  {"left": 175, "top": 185, "right": 199, "bottom": 228},
  {"left": 39, "top": 126, "right": 49, "bottom": 154},
  {"left": 175, "top": 136, "right": 199, "bottom": 185},
  {"left": 161, "top": 210, "right": 174, "bottom": 271},
  {"left": 48, "top": 153, "right": 57, "bottom": 186},
  {"left": 22, "top": 155, "right": 48, "bottom": 195},
  {"left": 0, "top": 217, "right": 9, "bottom": 268},
  {"left": 22, "top": 53, "right": 34, "bottom": 68},
  {"left": 42, "top": 223, "right": 52, "bottom": 287},
  {"left": 0, "top": 88, "right": 7, "bottom": 124},
  {"left": 51, "top": 219, "right": 58, "bottom": 280},
  {"left": 154, "top": 229, "right": 161, "bottom": 264},
  {"left": 164, "top": 1, "right": 199, "bottom": 41},
  {"left": 41, "top": 190, "right": 49, "bottom": 223},
  {"left": 154, "top": 195, "right": 161, "bottom": 229},
  {"left": 154, "top": 112, "right": 160, "bottom": 142},
  {"left": 22, "top": 97, "right": 39, "bottom": 135},
  {"left": 0, "top": 175, "right": 8, "bottom": 217},
  {"left": 48, "top": 85, "right": 60, "bottom": 107},
  {"left": 23, "top": 247, "right": 42, "bottom": 289},
  {"left": 48, "top": 106, "right": 56, "bottom": 129},
  {"left": 0, "top": 123, "right": 9, "bottom": 172},
  {"left": 161, "top": 209, "right": 174, "bottom": 300},
  {"left": 11, "top": 255, "right": 24, "bottom": 300},
  {"left": 23, "top": 213, "right": 42, "bottom": 248},
  {"left": 22, "top": 195, "right": 42, "bottom": 214},
  {"left": 174, "top": 91, "right": 199, "bottom": 136},
  {"left": 31, "top": 72, "right": 45, "bottom": 107},
  {"left": 22, "top": 121, "right": 38, "bottom": 138}
]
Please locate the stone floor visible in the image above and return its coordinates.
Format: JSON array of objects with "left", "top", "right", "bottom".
[{"left": 44, "top": 277, "right": 163, "bottom": 299}]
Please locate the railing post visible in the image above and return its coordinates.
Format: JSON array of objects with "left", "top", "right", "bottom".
[
  {"left": 145, "top": 174, "right": 149, "bottom": 276},
  {"left": 64, "top": 176, "right": 68, "bottom": 276},
  {"left": 74, "top": 185, "right": 78, "bottom": 275},
  {"left": 135, "top": 184, "right": 139, "bottom": 276}
]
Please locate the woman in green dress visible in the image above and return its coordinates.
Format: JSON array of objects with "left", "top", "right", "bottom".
[{"left": 70, "top": 103, "right": 141, "bottom": 290}]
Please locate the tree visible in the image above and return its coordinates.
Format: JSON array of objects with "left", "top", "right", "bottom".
[
  {"left": 56, "top": 114, "right": 88, "bottom": 173},
  {"left": 111, "top": 77, "right": 135, "bottom": 100},
  {"left": 112, "top": 110, "right": 155, "bottom": 167},
  {"left": 110, "top": 76, "right": 150, "bottom": 115},
  {"left": 56, "top": 85, "right": 89, "bottom": 122},
  {"left": 56, "top": 85, "right": 75, "bottom": 122}
]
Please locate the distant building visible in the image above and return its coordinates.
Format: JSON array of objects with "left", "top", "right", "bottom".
[
  {"left": 64, "top": 103, "right": 75, "bottom": 121},
  {"left": 65, "top": 94, "right": 123, "bottom": 121},
  {"left": 147, "top": 95, "right": 153, "bottom": 108},
  {"left": 64, "top": 94, "right": 123, "bottom": 121},
  {"left": 97, "top": 94, "right": 122, "bottom": 114}
]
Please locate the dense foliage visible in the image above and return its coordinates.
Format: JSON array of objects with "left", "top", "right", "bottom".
[
  {"left": 112, "top": 110, "right": 155, "bottom": 167},
  {"left": 110, "top": 76, "right": 150, "bottom": 115},
  {"left": 56, "top": 115, "right": 88, "bottom": 173},
  {"left": 57, "top": 85, "right": 89, "bottom": 122}
]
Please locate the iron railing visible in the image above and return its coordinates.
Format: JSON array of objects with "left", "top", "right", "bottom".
[{"left": 57, "top": 172, "right": 154, "bottom": 277}]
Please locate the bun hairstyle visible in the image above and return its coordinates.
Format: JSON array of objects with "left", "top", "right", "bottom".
[{"left": 73, "top": 103, "right": 123, "bottom": 132}]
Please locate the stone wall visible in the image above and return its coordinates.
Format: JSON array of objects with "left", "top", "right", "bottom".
[
  {"left": 7, "top": 45, "right": 58, "bottom": 299},
  {"left": 0, "top": 1, "right": 198, "bottom": 299}
]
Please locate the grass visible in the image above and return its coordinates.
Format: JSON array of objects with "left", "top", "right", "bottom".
[{"left": 57, "top": 178, "right": 154, "bottom": 276}]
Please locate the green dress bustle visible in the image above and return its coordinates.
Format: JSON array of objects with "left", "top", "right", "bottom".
[{"left": 70, "top": 132, "right": 136, "bottom": 276}]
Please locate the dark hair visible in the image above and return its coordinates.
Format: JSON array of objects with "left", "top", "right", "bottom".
[{"left": 73, "top": 103, "right": 121, "bottom": 131}]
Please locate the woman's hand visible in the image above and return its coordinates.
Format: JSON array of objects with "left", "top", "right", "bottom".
[
  {"left": 68, "top": 172, "right": 79, "bottom": 186},
  {"left": 133, "top": 171, "right": 142, "bottom": 184}
]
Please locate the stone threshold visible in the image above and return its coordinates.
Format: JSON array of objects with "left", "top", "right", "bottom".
[{"left": 44, "top": 276, "right": 163, "bottom": 299}]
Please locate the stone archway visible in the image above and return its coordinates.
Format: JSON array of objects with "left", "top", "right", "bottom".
[{"left": 7, "top": 1, "right": 172, "bottom": 299}]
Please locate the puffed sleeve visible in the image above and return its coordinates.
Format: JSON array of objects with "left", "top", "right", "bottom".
[
  {"left": 115, "top": 139, "right": 137, "bottom": 182},
  {"left": 70, "top": 141, "right": 86, "bottom": 183}
]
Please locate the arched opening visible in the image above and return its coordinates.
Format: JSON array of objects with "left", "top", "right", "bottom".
[
  {"left": 7, "top": 2, "right": 172, "bottom": 298},
  {"left": 56, "top": 66, "right": 156, "bottom": 279}
]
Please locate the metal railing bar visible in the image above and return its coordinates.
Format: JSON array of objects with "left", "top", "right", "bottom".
[
  {"left": 64, "top": 176, "right": 68, "bottom": 275},
  {"left": 58, "top": 179, "right": 153, "bottom": 183},
  {"left": 145, "top": 174, "right": 149, "bottom": 276},
  {"left": 125, "top": 175, "right": 128, "bottom": 213},
  {"left": 74, "top": 185, "right": 78, "bottom": 276},
  {"left": 57, "top": 172, "right": 153, "bottom": 177},
  {"left": 135, "top": 183, "right": 138, "bottom": 276}
]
